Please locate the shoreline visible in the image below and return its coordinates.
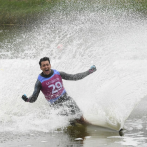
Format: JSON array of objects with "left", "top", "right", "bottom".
[
  {"left": 0, "top": 0, "right": 147, "bottom": 26},
  {"left": 0, "top": 0, "right": 56, "bottom": 26}
]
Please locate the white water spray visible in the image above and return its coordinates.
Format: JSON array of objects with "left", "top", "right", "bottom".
[{"left": 0, "top": 1, "right": 147, "bottom": 132}]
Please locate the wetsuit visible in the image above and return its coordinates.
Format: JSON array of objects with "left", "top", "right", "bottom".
[{"left": 27, "top": 69, "right": 92, "bottom": 118}]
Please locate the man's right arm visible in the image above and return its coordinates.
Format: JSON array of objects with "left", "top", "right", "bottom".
[{"left": 22, "top": 79, "right": 41, "bottom": 103}]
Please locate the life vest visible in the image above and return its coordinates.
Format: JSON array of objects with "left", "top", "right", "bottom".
[{"left": 38, "top": 69, "right": 66, "bottom": 103}]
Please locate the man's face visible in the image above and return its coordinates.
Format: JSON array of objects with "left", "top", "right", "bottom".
[{"left": 40, "top": 60, "right": 51, "bottom": 75}]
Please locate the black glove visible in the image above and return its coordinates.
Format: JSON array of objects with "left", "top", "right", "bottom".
[
  {"left": 22, "top": 94, "right": 28, "bottom": 102},
  {"left": 89, "top": 65, "right": 96, "bottom": 73}
]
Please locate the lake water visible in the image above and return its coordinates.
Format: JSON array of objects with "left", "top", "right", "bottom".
[{"left": 0, "top": 0, "right": 147, "bottom": 146}]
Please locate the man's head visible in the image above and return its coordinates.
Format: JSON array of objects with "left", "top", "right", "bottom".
[{"left": 39, "top": 57, "right": 51, "bottom": 75}]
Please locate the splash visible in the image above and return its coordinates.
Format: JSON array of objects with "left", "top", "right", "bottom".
[{"left": 0, "top": 0, "right": 147, "bottom": 132}]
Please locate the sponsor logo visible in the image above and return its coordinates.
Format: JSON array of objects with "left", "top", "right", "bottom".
[{"left": 46, "top": 78, "right": 60, "bottom": 85}]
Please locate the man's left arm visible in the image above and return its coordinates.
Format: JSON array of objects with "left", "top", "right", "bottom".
[{"left": 59, "top": 65, "right": 96, "bottom": 80}]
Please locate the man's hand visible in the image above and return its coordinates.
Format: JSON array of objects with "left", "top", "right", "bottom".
[
  {"left": 89, "top": 65, "right": 96, "bottom": 73},
  {"left": 22, "top": 94, "right": 28, "bottom": 102}
]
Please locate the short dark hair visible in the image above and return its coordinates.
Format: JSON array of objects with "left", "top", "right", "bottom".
[{"left": 39, "top": 57, "right": 50, "bottom": 66}]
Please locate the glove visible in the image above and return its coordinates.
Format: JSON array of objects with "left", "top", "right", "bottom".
[
  {"left": 22, "top": 94, "right": 28, "bottom": 102},
  {"left": 89, "top": 65, "right": 96, "bottom": 73}
]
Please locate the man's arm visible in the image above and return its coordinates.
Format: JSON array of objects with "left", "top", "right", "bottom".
[
  {"left": 59, "top": 65, "right": 96, "bottom": 80},
  {"left": 22, "top": 79, "right": 41, "bottom": 103}
]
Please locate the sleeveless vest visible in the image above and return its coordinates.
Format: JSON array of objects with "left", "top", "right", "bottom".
[{"left": 38, "top": 69, "right": 66, "bottom": 103}]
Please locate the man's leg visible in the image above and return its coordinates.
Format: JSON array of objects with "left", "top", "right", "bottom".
[{"left": 75, "top": 116, "right": 90, "bottom": 125}]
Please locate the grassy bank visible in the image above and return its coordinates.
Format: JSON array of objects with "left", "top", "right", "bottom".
[
  {"left": 0, "top": 0, "right": 147, "bottom": 26},
  {"left": 123, "top": 0, "right": 147, "bottom": 14},
  {"left": 0, "top": 0, "right": 58, "bottom": 25},
  {"left": 97, "top": 0, "right": 147, "bottom": 13}
]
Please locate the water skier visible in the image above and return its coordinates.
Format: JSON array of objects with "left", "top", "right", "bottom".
[{"left": 22, "top": 57, "right": 96, "bottom": 124}]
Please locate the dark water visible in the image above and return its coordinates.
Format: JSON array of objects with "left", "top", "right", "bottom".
[{"left": 0, "top": 97, "right": 147, "bottom": 147}]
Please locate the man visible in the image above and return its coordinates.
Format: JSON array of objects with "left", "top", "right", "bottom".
[{"left": 22, "top": 57, "right": 96, "bottom": 124}]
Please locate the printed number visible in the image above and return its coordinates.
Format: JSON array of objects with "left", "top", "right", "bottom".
[{"left": 48, "top": 82, "right": 62, "bottom": 94}]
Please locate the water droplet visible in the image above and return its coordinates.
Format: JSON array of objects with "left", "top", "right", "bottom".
[{"left": 75, "top": 138, "right": 83, "bottom": 141}]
